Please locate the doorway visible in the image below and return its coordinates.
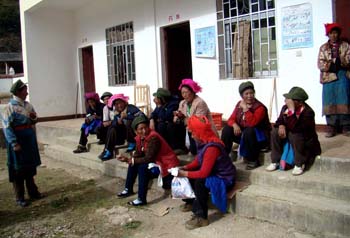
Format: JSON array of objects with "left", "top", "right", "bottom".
[
  {"left": 335, "top": 0, "right": 350, "bottom": 42},
  {"left": 161, "top": 22, "right": 192, "bottom": 96},
  {"left": 81, "top": 46, "right": 96, "bottom": 93}
]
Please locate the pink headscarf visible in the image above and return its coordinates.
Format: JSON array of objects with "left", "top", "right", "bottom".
[
  {"left": 108, "top": 93, "right": 129, "bottom": 108},
  {"left": 178, "top": 78, "right": 202, "bottom": 93},
  {"left": 85, "top": 92, "right": 100, "bottom": 102}
]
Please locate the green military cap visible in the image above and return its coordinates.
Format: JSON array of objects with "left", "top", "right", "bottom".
[
  {"left": 131, "top": 115, "right": 149, "bottom": 131},
  {"left": 238, "top": 81, "right": 255, "bottom": 95},
  {"left": 152, "top": 88, "right": 171, "bottom": 99},
  {"left": 100, "top": 92, "right": 113, "bottom": 100},
  {"left": 283, "top": 87, "right": 309, "bottom": 101},
  {"left": 10, "top": 80, "right": 27, "bottom": 95}
]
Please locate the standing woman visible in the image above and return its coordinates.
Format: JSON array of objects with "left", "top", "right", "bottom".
[
  {"left": 318, "top": 23, "right": 350, "bottom": 137},
  {"left": 173, "top": 79, "right": 217, "bottom": 155},
  {"left": 1, "top": 80, "right": 43, "bottom": 207}
]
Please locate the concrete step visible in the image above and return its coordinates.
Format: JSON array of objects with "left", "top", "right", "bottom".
[
  {"left": 56, "top": 135, "right": 105, "bottom": 155},
  {"left": 44, "top": 144, "right": 129, "bottom": 179},
  {"left": 232, "top": 151, "right": 350, "bottom": 177},
  {"left": 36, "top": 120, "right": 82, "bottom": 144},
  {"left": 234, "top": 161, "right": 350, "bottom": 201},
  {"left": 233, "top": 184, "right": 350, "bottom": 238}
]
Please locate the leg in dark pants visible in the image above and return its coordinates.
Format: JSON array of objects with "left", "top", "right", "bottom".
[
  {"left": 13, "top": 177, "right": 25, "bottom": 201},
  {"left": 136, "top": 163, "right": 158, "bottom": 203},
  {"left": 241, "top": 127, "right": 260, "bottom": 164},
  {"left": 270, "top": 127, "right": 285, "bottom": 164},
  {"left": 124, "top": 164, "right": 139, "bottom": 194},
  {"left": 105, "top": 124, "right": 126, "bottom": 152},
  {"left": 26, "top": 176, "right": 40, "bottom": 198},
  {"left": 78, "top": 129, "right": 88, "bottom": 146},
  {"left": 288, "top": 132, "right": 308, "bottom": 167},
  {"left": 192, "top": 178, "right": 209, "bottom": 219}
]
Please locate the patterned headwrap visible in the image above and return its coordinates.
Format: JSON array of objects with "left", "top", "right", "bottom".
[
  {"left": 85, "top": 92, "right": 100, "bottom": 102},
  {"left": 107, "top": 93, "right": 129, "bottom": 108},
  {"left": 324, "top": 23, "right": 342, "bottom": 36},
  {"left": 187, "top": 115, "right": 223, "bottom": 145},
  {"left": 178, "top": 78, "right": 202, "bottom": 93}
]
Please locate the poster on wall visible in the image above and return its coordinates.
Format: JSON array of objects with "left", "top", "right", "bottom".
[
  {"left": 281, "top": 3, "right": 313, "bottom": 49},
  {"left": 195, "top": 26, "right": 216, "bottom": 58}
]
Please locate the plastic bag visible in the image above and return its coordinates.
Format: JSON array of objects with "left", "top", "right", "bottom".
[
  {"left": 171, "top": 177, "right": 195, "bottom": 199},
  {"left": 148, "top": 163, "right": 163, "bottom": 187}
]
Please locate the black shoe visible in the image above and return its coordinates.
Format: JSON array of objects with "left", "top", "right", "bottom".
[
  {"left": 16, "top": 199, "right": 29, "bottom": 207},
  {"left": 117, "top": 189, "right": 135, "bottom": 198},
  {"left": 73, "top": 145, "right": 88, "bottom": 153},
  {"left": 98, "top": 151, "right": 105, "bottom": 159},
  {"left": 29, "top": 192, "right": 45, "bottom": 200},
  {"left": 246, "top": 161, "right": 260, "bottom": 170},
  {"left": 97, "top": 140, "right": 105, "bottom": 145}
]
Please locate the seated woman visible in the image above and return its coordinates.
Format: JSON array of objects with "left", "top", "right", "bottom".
[
  {"left": 98, "top": 93, "right": 144, "bottom": 161},
  {"left": 116, "top": 115, "right": 180, "bottom": 206},
  {"left": 150, "top": 88, "right": 187, "bottom": 154},
  {"left": 73, "top": 92, "right": 104, "bottom": 153},
  {"left": 221, "top": 81, "right": 271, "bottom": 170},
  {"left": 176, "top": 115, "right": 236, "bottom": 230},
  {"left": 265, "top": 87, "right": 321, "bottom": 176},
  {"left": 173, "top": 79, "right": 217, "bottom": 155},
  {"left": 96, "top": 92, "right": 113, "bottom": 144}
]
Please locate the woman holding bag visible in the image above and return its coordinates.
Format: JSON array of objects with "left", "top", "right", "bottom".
[{"left": 175, "top": 115, "right": 236, "bottom": 230}]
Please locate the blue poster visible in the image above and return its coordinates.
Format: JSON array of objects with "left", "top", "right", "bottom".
[
  {"left": 195, "top": 26, "right": 216, "bottom": 58},
  {"left": 281, "top": 3, "right": 313, "bottom": 49}
]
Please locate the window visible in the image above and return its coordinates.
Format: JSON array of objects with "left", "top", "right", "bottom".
[
  {"left": 217, "top": 0, "right": 277, "bottom": 79},
  {"left": 106, "top": 22, "right": 135, "bottom": 85}
]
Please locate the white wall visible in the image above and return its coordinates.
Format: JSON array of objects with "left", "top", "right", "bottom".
[
  {"left": 21, "top": 0, "right": 334, "bottom": 124},
  {"left": 23, "top": 8, "right": 77, "bottom": 117}
]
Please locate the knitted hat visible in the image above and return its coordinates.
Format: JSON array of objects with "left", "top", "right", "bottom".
[
  {"left": 10, "top": 80, "right": 27, "bottom": 95},
  {"left": 238, "top": 81, "right": 255, "bottom": 95},
  {"left": 107, "top": 93, "right": 129, "bottom": 108},
  {"left": 324, "top": 23, "right": 342, "bottom": 36},
  {"left": 153, "top": 88, "right": 171, "bottom": 99},
  {"left": 283, "top": 87, "right": 308, "bottom": 101},
  {"left": 85, "top": 92, "right": 100, "bottom": 102},
  {"left": 131, "top": 115, "right": 149, "bottom": 131},
  {"left": 100, "top": 92, "right": 113, "bottom": 100},
  {"left": 178, "top": 79, "right": 202, "bottom": 93}
]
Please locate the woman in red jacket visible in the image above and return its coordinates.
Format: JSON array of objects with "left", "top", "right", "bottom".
[
  {"left": 116, "top": 115, "right": 179, "bottom": 206},
  {"left": 221, "top": 81, "right": 271, "bottom": 170},
  {"left": 177, "top": 115, "right": 236, "bottom": 230}
]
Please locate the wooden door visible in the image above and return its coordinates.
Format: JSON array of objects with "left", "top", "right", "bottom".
[
  {"left": 82, "top": 46, "right": 96, "bottom": 93},
  {"left": 335, "top": 0, "right": 350, "bottom": 42}
]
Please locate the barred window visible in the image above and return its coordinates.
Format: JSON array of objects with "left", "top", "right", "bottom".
[
  {"left": 106, "top": 22, "right": 135, "bottom": 85},
  {"left": 217, "top": 0, "right": 277, "bottom": 79}
]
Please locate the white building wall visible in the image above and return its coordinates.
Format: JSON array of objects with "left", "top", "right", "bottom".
[{"left": 21, "top": 0, "right": 334, "bottom": 124}]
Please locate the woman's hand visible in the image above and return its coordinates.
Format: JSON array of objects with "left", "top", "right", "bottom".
[
  {"left": 285, "top": 99, "right": 295, "bottom": 111},
  {"left": 13, "top": 143, "right": 22, "bottom": 152},
  {"left": 103, "top": 121, "right": 111, "bottom": 127},
  {"left": 278, "top": 125, "right": 287, "bottom": 139},
  {"left": 149, "top": 119, "right": 155, "bottom": 130},
  {"left": 116, "top": 154, "right": 129, "bottom": 163},
  {"left": 233, "top": 123, "right": 241, "bottom": 136},
  {"left": 177, "top": 169, "right": 188, "bottom": 177}
]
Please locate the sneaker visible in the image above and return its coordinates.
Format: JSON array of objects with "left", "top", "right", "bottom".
[
  {"left": 265, "top": 163, "right": 278, "bottom": 172},
  {"left": 126, "top": 143, "right": 136, "bottom": 152},
  {"left": 180, "top": 203, "right": 193, "bottom": 212},
  {"left": 101, "top": 149, "right": 113, "bottom": 161},
  {"left": 292, "top": 165, "right": 304, "bottom": 176},
  {"left": 185, "top": 215, "right": 209, "bottom": 230},
  {"left": 73, "top": 145, "right": 88, "bottom": 153}
]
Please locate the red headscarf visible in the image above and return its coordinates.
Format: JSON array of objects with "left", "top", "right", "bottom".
[
  {"left": 187, "top": 115, "right": 223, "bottom": 145},
  {"left": 324, "top": 23, "right": 342, "bottom": 36}
]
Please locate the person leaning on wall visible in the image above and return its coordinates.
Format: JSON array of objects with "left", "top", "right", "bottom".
[{"left": 1, "top": 80, "right": 44, "bottom": 207}]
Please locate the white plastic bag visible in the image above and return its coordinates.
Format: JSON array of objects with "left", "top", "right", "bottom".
[
  {"left": 148, "top": 163, "right": 163, "bottom": 187},
  {"left": 171, "top": 177, "right": 195, "bottom": 199}
]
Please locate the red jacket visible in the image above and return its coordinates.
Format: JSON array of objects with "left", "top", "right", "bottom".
[{"left": 135, "top": 130, "right": 179, "bottom": 177}]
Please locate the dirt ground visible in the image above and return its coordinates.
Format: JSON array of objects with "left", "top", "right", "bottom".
[{"left": 0, "top": 149, "right": 316, "bottom": 238}]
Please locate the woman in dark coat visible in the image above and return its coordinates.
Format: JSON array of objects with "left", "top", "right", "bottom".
[{"left": 265, "top": 87, "right": 321, "bottom": 176}]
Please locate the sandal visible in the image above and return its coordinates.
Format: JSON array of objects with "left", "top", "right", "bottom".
[
  {"left": 117, "top": 189, "right": 134, "bottom": 198},
  {"left": 127, "top": 198, "right": 146, "bottom": 206}
]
